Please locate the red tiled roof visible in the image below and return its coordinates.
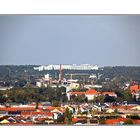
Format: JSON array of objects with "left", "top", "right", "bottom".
[
  {"left": 105, "top": 118, "right": 140, "bottom": 125},
  {"left": 85, "top": 89, "right": 98, "bottom": 94},
  {"left": 21, "top": 111, "right": 53, "bottom": 116},
  {"left": 105, "top": 118, "right": 127, "bottom": 124},
  {"left": 37, "top": 118, "right": 45, "bottom": 121},
  {"left": 130, "top": 85, "right": 140, "bottom": 92},
  {"left": 72, "top": 118, "right": 86, "bottom": 123},
  {"left": 21, "top": 111, "right": 43, "bottom": 115},
  {"left": 69, "top": 89, "right": 99, "bottom": 95},
  {"left": 132, "top": 120, "right": 140, "bottom": 124},
  {"left": 46, "top": 112, "right": 54, "bottom": 117},
  {"left": 4, "top": 122, "right": 34, "bottom": 125},
  {"left": 0, "top": 107, "right": 36, "bottom": 111},
  {"left": 47, "top": 106, "right": 64, "bottom": 110},
  {"left": 46, "top": 106, "right": 65, "bottom": 113},
  {"left": 69, "top": 90, "right": 116, "bottom": 96},
  {"left": 112, "top": 106, "right": 135, "bottom": 110}
]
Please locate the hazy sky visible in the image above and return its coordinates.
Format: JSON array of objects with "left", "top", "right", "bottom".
[{"left": 0, "top": 15, "right": 140, "bottom": 66}]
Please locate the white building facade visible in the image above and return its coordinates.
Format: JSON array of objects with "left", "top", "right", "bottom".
[{"left": 34, "top": 64, "right": 98, "bottom": 71}]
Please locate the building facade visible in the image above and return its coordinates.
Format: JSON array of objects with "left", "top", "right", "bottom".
[{"left": 34, "top": 64, "right": 98, "bottom": 71}]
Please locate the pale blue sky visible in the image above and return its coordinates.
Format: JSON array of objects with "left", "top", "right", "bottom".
[{"left": 0, "top": 15, "right": 140, "bottom": 66}]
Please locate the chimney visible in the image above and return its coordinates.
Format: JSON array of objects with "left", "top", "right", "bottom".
[{"left": 59, "top": 64, "right": 62, "bottom": 81}]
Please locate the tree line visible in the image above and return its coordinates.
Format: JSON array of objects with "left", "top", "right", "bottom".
[{"left": 0, "top": 87, "right": 67, "bottom": 105}]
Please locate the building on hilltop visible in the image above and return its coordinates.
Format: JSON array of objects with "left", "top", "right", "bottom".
[{"left": 33, "top": 64, "right": 98, "bottom": 71}]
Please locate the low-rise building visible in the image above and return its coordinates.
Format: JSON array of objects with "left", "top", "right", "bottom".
[{"left": 67, "top": 89, "right": 117, "bottom": 101}]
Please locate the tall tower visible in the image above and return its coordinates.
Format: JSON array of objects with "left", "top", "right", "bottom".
[{"left": 59, "top": 64, "right": 62, "bottom": 82}]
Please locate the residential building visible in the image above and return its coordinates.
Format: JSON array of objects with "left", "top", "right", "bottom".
[{"left": 67, "top": 89, "right": 117, "bottom": 101}]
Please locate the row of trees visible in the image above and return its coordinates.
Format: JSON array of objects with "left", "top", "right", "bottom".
[
  {"left": 101, "top": 66, "right": 140, "bottom": 82},
  {"left": 0, "top": 87, "right": 67, "bottom": 105}
]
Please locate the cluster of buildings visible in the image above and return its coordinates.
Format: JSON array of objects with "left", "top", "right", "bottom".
[
  {"left": 1, "top": 64, "right": 140, "bottom": 125},
  {"left": 0, "top": 104, "right": 64, "bottom": 125},
  {"left": 35, "top": 73, "right": 105, "bottom": 102},
  {"left": 33, "top": 64, "right": 99, "bottom": 71},
  {"left": 36, "top": 74, "right": 51, "bottom": 88},
  {"left": 1, "top": 102, "right": 140, "bottom": 125}
]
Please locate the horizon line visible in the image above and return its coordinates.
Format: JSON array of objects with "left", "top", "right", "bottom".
[{"left": 0, "top": 64, "right": 140, "bottom": 67}]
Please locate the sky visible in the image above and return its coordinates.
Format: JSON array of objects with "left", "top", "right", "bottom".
[{"left": 0, "top": 15, "right": 140, "bottom": 66}]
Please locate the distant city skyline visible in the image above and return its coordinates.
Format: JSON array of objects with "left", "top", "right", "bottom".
[{"left": 0, "top": 15, "right": 140, "bottom": 66}]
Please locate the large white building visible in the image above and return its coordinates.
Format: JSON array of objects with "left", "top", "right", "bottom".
[
  {"left": 34, "top": 64, "right": 98, "bottom": 71},
  {"left": 66, "top": 89, "right": 117, "bottom": 101}
]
